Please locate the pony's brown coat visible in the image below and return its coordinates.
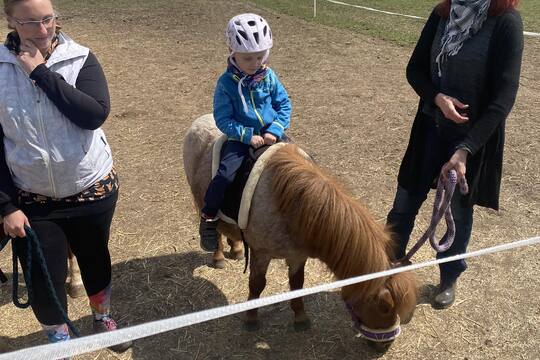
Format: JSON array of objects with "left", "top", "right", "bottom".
[{"left": 183, "top": 115, "right": 417, "bottom": 331}]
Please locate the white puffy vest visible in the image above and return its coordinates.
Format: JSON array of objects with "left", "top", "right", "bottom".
[{"left": 0, "top": 33, "right": 113, "bottom": 198}]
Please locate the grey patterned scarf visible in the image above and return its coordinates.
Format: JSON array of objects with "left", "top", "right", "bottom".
[{"left": 436, "top": 0, "right": 491, "bottom": 76}]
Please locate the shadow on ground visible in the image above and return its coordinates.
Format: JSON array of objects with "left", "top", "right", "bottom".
[{"left": 0, "top": 251, "right": 417, "bottom": 359}]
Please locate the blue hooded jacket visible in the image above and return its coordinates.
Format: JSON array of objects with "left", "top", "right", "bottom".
[{"left": 213, "top": 67, "right": 291, "bottom": 144}]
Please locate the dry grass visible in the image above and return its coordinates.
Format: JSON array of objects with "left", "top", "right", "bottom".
[{"left": 0, "top": 0, "right": 539, "bottom": 359}]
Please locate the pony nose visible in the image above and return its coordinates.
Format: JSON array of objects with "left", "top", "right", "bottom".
[{"left": 366, "top": 339, "right": 394, "bottom": 353}]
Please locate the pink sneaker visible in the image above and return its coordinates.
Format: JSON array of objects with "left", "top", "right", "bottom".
[{"left": 92, "top": 315, "right": 132, "bottom": 353}]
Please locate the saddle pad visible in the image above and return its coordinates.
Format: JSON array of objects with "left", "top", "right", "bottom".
[
  {"left": 211, "top": 136, "right": 309, "bottom": 230},
  {"left": 212, "top": 135, "right": 287, "bottom": 229}
]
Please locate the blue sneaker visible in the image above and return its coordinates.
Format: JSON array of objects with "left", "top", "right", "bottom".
[{"left": 43, "top": 324, "right": 70, "bottom": 360}]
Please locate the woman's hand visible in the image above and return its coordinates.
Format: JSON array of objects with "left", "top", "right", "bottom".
[
  {"left": 434, "top": 93, "right": 469, "bottom": 124},
  {"left": 250, "top": 135, "right": 264, "bottom": 148},
  {"left": 17, "top": 41, "right": 45, "bottom": 75},
  {"left": 441, "top": 149, "right": 468, "bottom": 183},
  {"left": 3, "top": 210, "right": 30, "bottom": 238},
  {"left": 263, "top": 133, "right": 277, "bottom": 146}
]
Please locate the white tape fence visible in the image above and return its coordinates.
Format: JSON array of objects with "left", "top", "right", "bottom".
[{"left": 1, "top": 235, "right": 539, "bottom": 360}]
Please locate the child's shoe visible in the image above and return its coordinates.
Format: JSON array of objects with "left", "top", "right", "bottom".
[{"left": 199, "top": 214, "right": 219, "bottom": 251}]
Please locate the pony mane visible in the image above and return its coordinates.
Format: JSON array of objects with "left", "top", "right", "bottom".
[
  {"left": 386, "top": 271, "right": 419, "bottom": 319},
  {"left": 267, "top": 145, "right": 395, "bottom": 300}
]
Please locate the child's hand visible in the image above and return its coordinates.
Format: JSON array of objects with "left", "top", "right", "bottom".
[
  {"left": 250, "top": 135, "right": 264, "bottom": 148},
  {"left": 263, "top": 133, "right": 277, "bottom": 145}
]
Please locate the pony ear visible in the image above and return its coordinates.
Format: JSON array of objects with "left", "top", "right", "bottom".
[{"left": 377, "top": 287, "right": 395, "bottom": 315}]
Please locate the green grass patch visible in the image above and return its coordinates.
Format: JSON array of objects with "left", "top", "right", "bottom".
[
  {"left": 246, "top": 0, "right": 540, "bottom": 46},
  {"left": 519, "top": 0, "right": 540, "bottom": 32}
]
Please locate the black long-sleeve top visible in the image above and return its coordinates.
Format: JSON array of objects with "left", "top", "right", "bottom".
[
  {"left": 0, "top": 51, "right": 110, "bottom": 216},
  {"left": 405, "top": 7, "right": 523, "bottom": 155},
  {"left": 398, "top": 7, "right": 524, "bottom": 210}
]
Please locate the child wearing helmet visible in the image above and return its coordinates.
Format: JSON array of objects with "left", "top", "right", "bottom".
[{"left": 199, "top": 13, "right": 292, "bottom": 252}]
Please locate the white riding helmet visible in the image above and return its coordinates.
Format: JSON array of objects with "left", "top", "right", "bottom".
[{"left": 226, "top": 13, "right": 273, "bottom": 53}]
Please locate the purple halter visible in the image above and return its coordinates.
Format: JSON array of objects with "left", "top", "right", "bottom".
[{"left": 345, "top": 302, "right": 401, "bottom": 342}]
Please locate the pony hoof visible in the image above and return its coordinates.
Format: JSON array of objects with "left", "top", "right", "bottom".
[
  {"left": 293, "top": 318, "right": 311, "bottom": 332},
  {"left": 212, "top": 259, "right": 226, "bottom": 269},
  {"left": 66, "top": 283, "right": 86, "bottom": 298},
  {"left": 244, "top": 319, "right": 260, "bottom": 332}
]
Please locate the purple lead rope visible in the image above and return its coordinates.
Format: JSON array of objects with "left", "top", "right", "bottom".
[{"left": 396, "top": 169, "right": 469, "bottom": 266}]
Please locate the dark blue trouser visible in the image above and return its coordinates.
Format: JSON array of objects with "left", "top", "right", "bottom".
[
  {"left": 386, "top": 185, "right": 473, "bottom": 284},
  {"left": 202, "top": 140, "right": 250, "bottom": 217}
]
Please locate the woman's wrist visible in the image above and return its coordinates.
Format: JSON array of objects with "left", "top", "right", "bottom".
[
  {"left": 434, "top": 92, "right": 445, "bottom": 108},
  {"left": 455, "top": 148, "right": 468, "bottom": 161}
]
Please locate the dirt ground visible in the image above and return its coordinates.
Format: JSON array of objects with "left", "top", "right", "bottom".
[{"left": 1, "top": 0, "right": 539, "bottom": 359}]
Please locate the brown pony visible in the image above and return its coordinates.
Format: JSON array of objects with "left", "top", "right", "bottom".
[{"left": 183, "top": 115, "right": 418, "bottom": 346}]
